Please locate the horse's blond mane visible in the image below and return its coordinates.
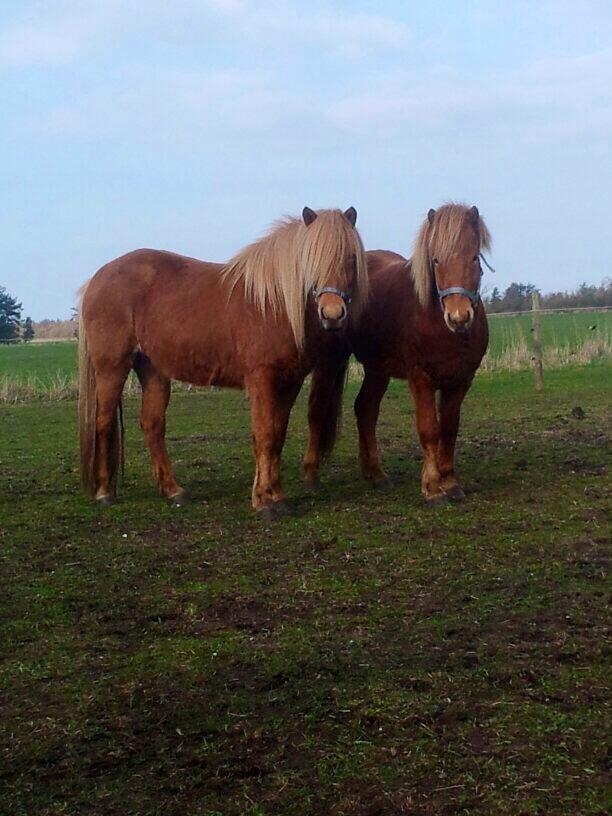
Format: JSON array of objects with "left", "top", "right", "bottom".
[
  {"left": 411, "top": 203, "right": 492, "bottom": 307},
  {"left": 223, "top": 209, "right": 368, "bottom": 346}
]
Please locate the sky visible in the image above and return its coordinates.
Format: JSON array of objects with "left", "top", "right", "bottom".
[{"left": 1, "top": 0, "right": 611, "bottom": 320}]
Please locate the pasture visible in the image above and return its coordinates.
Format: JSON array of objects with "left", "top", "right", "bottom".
[
  {"left": 1, "top": 361, "right": 610, "bottom": 815},
  {"left": 0, "top": 309, "right": 611, "bottom": 395},
  {"left": 485, "top": 309, "right": 611, "bottom": 357},
  {"left": 0, "top": 340, "right": 77, "bottom": 386}
]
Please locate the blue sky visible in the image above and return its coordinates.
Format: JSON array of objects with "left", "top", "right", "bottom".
[{"left": 1, "top": 0, "right": 611, "bottom": 319}]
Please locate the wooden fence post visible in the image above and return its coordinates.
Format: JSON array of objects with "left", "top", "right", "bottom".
[{"left": 532, "top": 291, "right": 543, "bottom": 392}]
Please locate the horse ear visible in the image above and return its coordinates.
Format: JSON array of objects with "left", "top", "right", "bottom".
[
  {"left": 302, "top": 207, "right": 317, "bottom": 226},
  {"left": 427, "top": 208, "right": 436, "bottom": 225},
  {"left": 343, "top": 206, "right": 357, "bottom": 227},
  {"left": 469, "top": 205, "right": 480, "bottom": 224}
]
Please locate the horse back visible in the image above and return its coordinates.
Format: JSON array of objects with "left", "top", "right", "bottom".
[{"left": 82, "top": 249, "right": 298, "bottom": 388}]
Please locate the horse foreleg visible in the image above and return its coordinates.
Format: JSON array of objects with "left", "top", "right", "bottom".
[
  {"left": 437, "top": 379, "right": 472, "bottom": 501},
  {"left": 247, "top": 371, "right": 301, "bottom": 517},
  {"left": 408, "top": 369, "right": 445, "bottom": 505},
  {"left": 135, "top": 357, "right": 185, "bottom": 503},
  {"left": 354, "top": 368, "right": 390, "bottom": 485}
]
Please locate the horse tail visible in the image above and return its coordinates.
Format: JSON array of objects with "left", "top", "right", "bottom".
[
  {"left": 78, "top": 304, "right": 125, "bottom": 497},
  {"left": 312, "top": 358, "right": 349, "bottom": 458},
  {"left": 78, "top": 303, "right": 98, "bottom": 496}
]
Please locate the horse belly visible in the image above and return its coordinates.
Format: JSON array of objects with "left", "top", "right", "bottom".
[
  {"left": 136, "top": 292, "right": 246, "bottom": 389},
  {"left": 141, "top": 338, "right": 244, "bottom": 389}
]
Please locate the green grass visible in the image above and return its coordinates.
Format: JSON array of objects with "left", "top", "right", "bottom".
[
  {"left": 487, "top": 309, "right": 611, "bottom": 356},
  {"left": 1, "top": 365, "right": 610, "bottom": 815},
  {"left": 1, "top": 310, "right": 610, "bottom": 388},
  {"left": 0, "top": 340, "right": 77, "bottom": 385}
]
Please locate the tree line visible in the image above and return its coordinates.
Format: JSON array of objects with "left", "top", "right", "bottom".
[
  {"left": 483, "top": 279, "right": 612, "bottom": 313},
  {"left": 0, "top": 287, "right": 34, "bottom": 343}
]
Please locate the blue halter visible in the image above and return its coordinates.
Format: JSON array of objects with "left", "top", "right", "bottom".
[
  {"left": 312, "top": 285, "right": 352, "bottom": 305},
  {"left": 437, "top": 253, "right": 494, "bottom": 306}
]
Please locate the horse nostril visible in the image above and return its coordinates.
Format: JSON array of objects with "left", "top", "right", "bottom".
[
  {"left": 446, "top": 309, "right": 473, "bottom": 331},
  {"left": 451, "top": 311, "right": 470, "bottom": 325},
  {"left": 321, "top": 304, "right": 346, "bottom": 322}
]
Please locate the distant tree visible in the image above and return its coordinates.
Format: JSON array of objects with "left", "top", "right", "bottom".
[
  {"left": 540, "top": 278, "right": 612, "bottom": 310},
  {"left": 484, "top": 278, "right": 612, "bottom": 313},
  {"left": 487, "top": 286, "right": 503, "bottom": 313},
  {"left": 500, "top": 282, "right": 536, "bottom": 312},
  {"left": 23, "top": 316, "right": 35, "bottom": 342},
  {"left": 0, "top": 286, "right": 22, "bottom": 343},
  {"left": 71, "top": 306, "right": 79, "bottom": 339}
]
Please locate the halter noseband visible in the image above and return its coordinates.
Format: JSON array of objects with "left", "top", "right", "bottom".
[
  {"left": 436, "top": 253, "right": 494, "bottom": 307},
  {"left": 437, "top": 283, "right": 481, "bottom": 306},
  {"left": 312, "top": 285, "right": 352, "bottom": 306}
]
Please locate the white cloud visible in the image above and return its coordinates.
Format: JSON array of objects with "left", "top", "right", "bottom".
[
  {"left": 0, "top": 0, "right": 408, "bottom": 68},
  {"left": 39, "top": 66, "right": 311, "bottom": 140},
  {"left": 207, "top": 1, "right": 408, "bottom": 55},
  {"left": 0, "top": 1, "right": 125, "bottom": 67},
  {"left": 326, "top": 49, "right": 612, "bottom": 143},
  {"left": 232, "top": 3, "right": 408, "bottom": 55},
  {"left": 0, "top": 21, "right": 82, "bottom": 65}
]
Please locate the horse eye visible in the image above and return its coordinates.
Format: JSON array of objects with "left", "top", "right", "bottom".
[
  {"left": 433, "top": 258, "right": 439, "bottom": 265},
  {"left": 473, "top": 255, "right": 479, "bottom": 262}
]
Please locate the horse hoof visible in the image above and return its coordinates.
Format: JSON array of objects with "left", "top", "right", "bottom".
[
  {"left": 169, "top": 489, "right": 190, "bottom": 507},
  {"left": 372, "top": 475, "right": 390, "bottom": 490},
  {"left": 96, "top": 495, "right": 115, "bottom": 507},
  {"left": 445, "top": 485, "right": 466, "bottom": 502},
  {"left": 304, "top": 479, "right": 319, "bottom": 494},
  {"left": 425, "top": 493, "right": 449, "bottom": 508},
  {"left": 257, "top": 501, "right": 290, "bottom": 523},
  {"left": 258, "top": 505, "right": 277, "bottom": 523}
]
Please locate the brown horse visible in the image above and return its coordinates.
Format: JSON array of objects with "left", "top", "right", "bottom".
[
  {"left": 304, "top": 203, "right": 491, "bottom": 505},
  {"left": 78, "top": 207, "right": 367, "bottom": 519}
]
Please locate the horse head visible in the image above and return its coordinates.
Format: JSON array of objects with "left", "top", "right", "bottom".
[
  {"left": 301, "top": 206, "right": 366, "bottom": 333},
  {"left": 413, "top": 204, "right": 492, "bottom": 334}
]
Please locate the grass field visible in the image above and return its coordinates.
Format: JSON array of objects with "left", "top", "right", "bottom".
[
  {"left": 0, "top": 340, "right": 77, "bottom": 386},
  {"left": 1, "top": 365, "right": 610, "bottom": 815},
  {"left": 486, "top": 309, "right": 611, "bottom": 357},
  {"left": 0, "top": 310, "right": 610, "bottom": 391}
]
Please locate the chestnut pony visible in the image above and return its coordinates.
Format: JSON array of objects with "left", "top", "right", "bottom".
[
  {"left": 304, "top": 203, "right": 492, "bottom": 505},
  {"left": 79, "top": 207, "right": 367, "bottom": 519}
]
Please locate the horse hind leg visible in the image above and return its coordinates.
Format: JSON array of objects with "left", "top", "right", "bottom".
[
  {"left": 354, "top": 368, "right": 390, "bottom": 486},
  {"left": 94, "top": 364, "right": 131, "bottom": 504},
  {"left": 134, "top": 355, "right": 186, "bottom": 504},
  {"left": 303, "top": 369, "right": 330, "bottom": 489}
]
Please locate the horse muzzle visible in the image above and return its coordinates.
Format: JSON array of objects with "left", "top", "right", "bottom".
[
  {"left": 313, "top": 287, "right": 350, "bottom": 332},
  {"left": 442, "top": 295, "right": 474, "bottom": 333},
  {"left": 438, "top": 284, "right": 479, "bottom": 334}
]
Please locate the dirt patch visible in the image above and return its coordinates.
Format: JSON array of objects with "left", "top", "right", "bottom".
[{"left": 196, "top": 594, "right": 278, "bottom": 634}]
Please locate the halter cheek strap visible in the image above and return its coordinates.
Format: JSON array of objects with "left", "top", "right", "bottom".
[{"left": 312, "top": 286, "right": 352, "bottom": 305}]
